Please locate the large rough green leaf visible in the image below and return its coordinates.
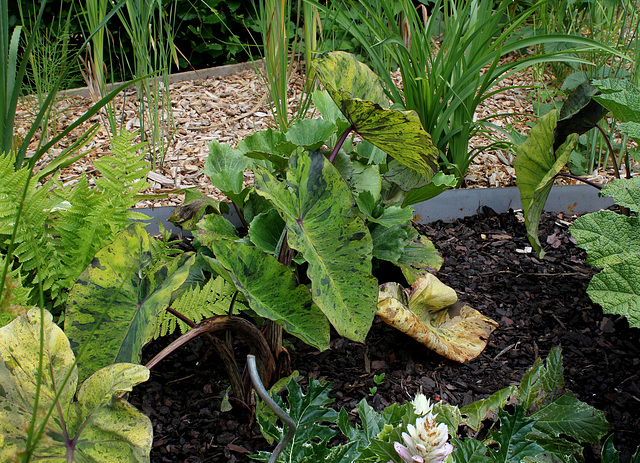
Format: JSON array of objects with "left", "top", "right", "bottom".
[
  {"left": 65, "top": 223, "right": 195, "bottom": 382},
  {"left": 377, "top": 276, "right": 498, "bottom": 362},
  {"left": 586, "top": 254, "right": 640, "bottom": 328},
  {"left": 0, "top": 308, "right": 151, "bottom": 462},
  {"left": 530, "top": 391, "right": 609, "bottom": 444},
  {"left": 570, "top": 210, "right": 640, "bottom": 267},
  {"left": 600, "top": 176, "right": 640, "bottom": 213},
  {"left": 312, "top": 51, "right": 439, "bottom": 179},
  {"left": 592, "top": 78, "right": 640, "bottom": 123},
  {"left": 514, "top": 110, "right": 578, "bottom": 257},
  {"left": 207, "top": 239, "right": 330, "bottom": 350},
  {"left": 620, "top": 121, "right": 640, "bottom": 144},
  {"left": 254, "top": 150, "right": 378, "bottom": 342}
]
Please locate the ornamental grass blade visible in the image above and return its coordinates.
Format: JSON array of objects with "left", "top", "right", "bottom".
[
  {"left": 255, "top": 150, "right": 378, "bottom": 342},
  {"left": 377, "top": 276, "right": 498, "bottom": 362},
  {"left": 312, "top": 51, "right": 439, "bottom": 178},
  {"left": 207, "top": 239, "right": 330, "bottom": 350},
  {"left": 65, "top": 223, "right": 194, "bottom": 382},
  {"left": 0, "top": 309, "right": 152, "bottom": 462},
  {"left": 514, "top": 109, "right": 577, "bottom": 257}
]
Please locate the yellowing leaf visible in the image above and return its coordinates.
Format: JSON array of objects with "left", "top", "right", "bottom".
[
  {"left": 408, "top": 274, "right": 458, "bottom": 316},
  {"left": 377, "top": 280, "right": 498, "bottom": 362}
]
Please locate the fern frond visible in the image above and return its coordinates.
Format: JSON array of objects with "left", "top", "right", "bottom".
[
  {"left": 94, "top": 130, "right": 151, "bottom": 208},
  {"left": 156, "top": 276, "right": 245, "bottom": 338}
]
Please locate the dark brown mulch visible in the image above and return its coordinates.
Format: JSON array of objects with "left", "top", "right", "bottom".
[{"left": 129, "top": 209, "right": 640, "bottom": 463}]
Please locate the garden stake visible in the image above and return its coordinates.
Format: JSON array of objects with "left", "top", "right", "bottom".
[{"left": 247, "top": 354, "right": 296, "bottom": 463}]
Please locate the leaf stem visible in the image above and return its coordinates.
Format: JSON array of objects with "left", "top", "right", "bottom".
[{"left": 329, "top": 124, "right": 354, "bottom": 163}]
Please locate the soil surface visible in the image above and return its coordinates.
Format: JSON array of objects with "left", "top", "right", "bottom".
[{"left": 129, "top": 209, "right": 640, "bottom": 462}]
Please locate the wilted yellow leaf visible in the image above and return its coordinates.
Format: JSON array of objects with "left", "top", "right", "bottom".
[{"left": 377, "top": 280, "right": 498, "bottom": 362}]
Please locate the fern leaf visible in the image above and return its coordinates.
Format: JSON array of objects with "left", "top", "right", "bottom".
[{"left": 156, "top": 276, "right": 245, "bottom": 337}]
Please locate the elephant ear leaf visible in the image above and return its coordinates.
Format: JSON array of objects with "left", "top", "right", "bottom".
[
  {"left": 376, "top": 275, "right": 498, "bottom": 362},
  {"left": 0, "top": 308, "right": 152, "bottom": 462},
  {"left": 255, "top": 150, "right": 378, "bottom": 342},
  {"left": 65, "top": 223, "right": 194, "bottom": 382},
  {"left": 312, "top": 51, "right": 439, "bottom": 179},
  {"left": 514, "top": 110, "right": 577, "bottom": 257},
  {"left": 554, "top": 80, "right": 605, "bottom": 151}
]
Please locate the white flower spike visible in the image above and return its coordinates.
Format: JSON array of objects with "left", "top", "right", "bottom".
[{"left": 393, "top": 395, "right": 453, "bottom": 463}]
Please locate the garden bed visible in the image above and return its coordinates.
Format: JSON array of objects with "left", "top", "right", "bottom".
[{"left": 129, "top": 208, "right": 640, "bottom": 463}]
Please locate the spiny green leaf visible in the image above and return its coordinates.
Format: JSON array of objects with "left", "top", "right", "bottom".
[
  {"left": 491, "top": 407, "right": 545, "bottom": 463},
  {"left": 255, "top": 150, "right": 378, "bottom": 342},
  {"left": 530, "top": 391, "right": 609, "bottom": 444}
]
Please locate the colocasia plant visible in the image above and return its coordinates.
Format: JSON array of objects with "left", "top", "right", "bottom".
[
  {"left": 164, "top": 51, "right": 497, "bottom": 393},
  {"left": 514, "top": 78, "right": 640, "bottom": 329}
]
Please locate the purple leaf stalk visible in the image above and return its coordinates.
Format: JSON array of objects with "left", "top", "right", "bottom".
[{"left": 391, "top": 394, "right": 453, "bottom": 463}]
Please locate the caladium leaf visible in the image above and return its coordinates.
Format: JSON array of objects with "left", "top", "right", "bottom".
[
  {"left": 168, "top": 190, "right": 230, "bottom": 231},
  {"left": 312, "top": 51, "right": 439, "bottom": 179},
  {"left": 248, "top": 209, "right": 286, "bottom": 256},
  {"left": 203, "top": 140, "right": 252, "bottom": 204},
  {"left": 514, "top": 109, "right": 578, "bottom": 257},
  {"left": 376, "top": 276, "right": 498, "bottom": 362},
  {"left": 402, "top": 172, "right": 458, "bottom": 207},
  {"left": 286, "top": 118, "right": 338, "bottom": 150},
  {"left": 65, "top": 223, "right": 195, "bottom": 382},
  {"left": 0, "top": 308, "right": 151, "bottom": 462},
  {"left": 238, "top": 128, "right": 292, "bottom": 171},
  {"left": 398, "top": 233, "right": 444, "bottom": 285},
  {"left": 207, "top": 238, "right": 330, "bottom": 350},
  {"left": 255, "top": 150, "right": 378, "bottom": 342}
]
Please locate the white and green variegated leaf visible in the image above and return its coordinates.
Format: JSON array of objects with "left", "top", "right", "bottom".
[
  {"left": 255, "top": 150, "right": 378, "bottom": 342},
  {"left": 207, "top": 239, "right": 330, "bottom": 350},
  {"left": 0, "top": 309, "right": 151, "bottom": 462},
  {"left": 65, "top": 223, "right": 194, "bottom": 382}
]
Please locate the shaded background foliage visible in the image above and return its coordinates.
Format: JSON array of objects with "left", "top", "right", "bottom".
[{"left": 9, "top": 0, "right": 260, "bottom": 88}]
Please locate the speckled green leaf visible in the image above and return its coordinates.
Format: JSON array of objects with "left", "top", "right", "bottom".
[
  {"left": 515, "top": 110, "right": 577, "bottom": 257},
  {"left": 65, "top": 223, "right": 194, "bottom": 382},
  {"left": 0, "top": 308, "right": 151, "bottom": 462},
  {"left": 254, "top": 150, "right": 378, "bottom": 342},
  {"left": 312, "top": 51, "right": 438, "bottom": 178},
  {"left": 207, "top": 239, "right": 329, "bottom": 350},
  {"left": 398, "top": 233, "right": 443, "bottom": 285}
]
